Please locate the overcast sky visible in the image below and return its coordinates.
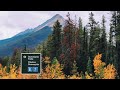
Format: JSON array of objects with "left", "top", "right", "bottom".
[{"left": 0, "top": 11, "right": 111, "bottom": 40}]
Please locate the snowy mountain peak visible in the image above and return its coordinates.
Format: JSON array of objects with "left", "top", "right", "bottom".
[
  {"left": 34, "top": 14, "right": 65, "bottom": 31},
  {"left": 15, "top": 14, "right": 65, "bottom": 36},
  {"left": 53, "top": 14, "right": 63, "bottom": 19}
]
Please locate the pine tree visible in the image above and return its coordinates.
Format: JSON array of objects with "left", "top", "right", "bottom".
[
  {"left": 11, "top": 48, "right": 20, "bottom": 67},
  {"left": 62, "top": 13, "right": 76, "bottom": 75},
  {"left": 114, "top": 11, "right": 120, "bottom": 76},
  {"left": 76, "top": 17, "right": 83, "bottom": 72},
  {"left": 2, "top": 56, "right": 9, "bottom": 67},
  {"left": 99, "top": 15, "right": 107, "bottom": 62},
  {"left": 109, "top": 11, "right": 117, "bottom": 67},
  {"left": 83, "top": 27, "right": 89, "bottom": 72},
  {"left": 46, "top": 35, "right": 53, "bottom": 57},
  {"left": 71, "top": 60, "right": 78, "bottom": 75},
  {"left": 52, "top": 57, "right": 58, "bottom": 65},
  {"left": 35, "top": 44, "right": 43, "bottom": 53},
  {"left": 87, "top": 57, "right": 93, "bottom": 74},
  {"left": 107, "top": 25, "right": 114, "bottom": 64},
  {"left": 77, "top": 26, "right": 89, "bottom": 73},
  {"left": 88, "top": 12, "right": 100, "bottom": 74},
  {"left": 0, "top": 57, "right": 3, "bottom": 65},
  {"left": 78, "top": 17, "right": 83, "bottom": 31},
  {"left": 88, "top": 12, "right": 98, "bottom": 60},
  {"left": 22, "top": 44, "right": 29, "bottom": 53},
  {"left": 42, "top": 41, "right": 46, "bottom": 58},
  {"left": 51, "top": 20, "right": 62, "bottom": 60}
]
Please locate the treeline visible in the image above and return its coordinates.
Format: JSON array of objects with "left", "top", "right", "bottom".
[
  {"left": 0, "top": 53, "right": 117, "bottom": 79},
  {"left": 1, "top": 11, "right": 120, "bottom": 77},
  {"left": 35, "top": 11, "right": 120, "bottom": 77},
  {"left": 0, "top": 45, "right": 29, "bottom": 71}
]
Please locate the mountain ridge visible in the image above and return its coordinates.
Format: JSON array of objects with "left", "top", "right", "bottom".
[
  {"left": 15, "top": 14, "right": 65, "bottom": 37},
  {"left": 0, "top": 14, "right": 65, "bottom": 57}
]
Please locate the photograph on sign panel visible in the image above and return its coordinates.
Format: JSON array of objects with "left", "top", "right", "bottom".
[{"left": 0, "top": 11, "right": 119, "bottom": 79}]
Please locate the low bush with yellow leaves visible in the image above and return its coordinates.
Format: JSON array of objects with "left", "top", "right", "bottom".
[
  {"left": 40, "top": 62, "right": 65, "bottom": 79},
  {"left": 93, "top": 53, "right": 117, "bottom": 79},
  {"left": 0, "top": 54, "right": 118, "bottom": 79}
]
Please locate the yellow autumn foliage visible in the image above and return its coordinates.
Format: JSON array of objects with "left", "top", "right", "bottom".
[
  {"left": 0, "top": 64, "right": 38, "bottom": 79},
  {"left": 43, "top": 56, "right": 51, "bottom": 64},
  {"left": 93, "top": 53, "right": 105, "bottom": 78},
  {"left": 103, "top": 64, "right": 117, "bottom": 79},
  {"left": 93, "top": 53, "right": 117, "bottom": 79},
  {"left": 68, "top": 72, "right": 82, "bottom": 79},
  {"left": 85, "top": 72, "right": 94, "bottom": 79},
  {"left": 0, "top": 54, "right": 118, "bottom": 79},
  {"left": 40, "top": 62, "right": 65, "bottom": 79}
]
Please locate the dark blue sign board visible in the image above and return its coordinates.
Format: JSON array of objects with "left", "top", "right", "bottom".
[{"left": 21, "top": 53, "right": 42, "bottom": 74}]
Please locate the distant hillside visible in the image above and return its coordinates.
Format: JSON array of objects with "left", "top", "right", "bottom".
[{"left": 0, "top": 14, "right": 65, "bottom": 57}]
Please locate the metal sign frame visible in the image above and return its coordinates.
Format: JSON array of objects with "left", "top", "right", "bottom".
[{"left": 21, "top": 53, "right": 42, "bottom": 75}]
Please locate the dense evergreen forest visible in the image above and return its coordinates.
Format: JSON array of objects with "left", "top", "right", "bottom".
[{"left": 0, "top": 11, "right": 120, "bottom": 79}]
